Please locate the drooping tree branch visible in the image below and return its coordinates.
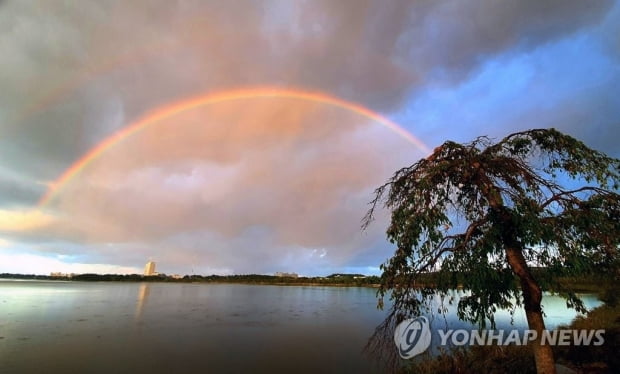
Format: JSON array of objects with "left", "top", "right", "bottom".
[{"left": 363, "top": 128, "right": 620, "bottom": 373}]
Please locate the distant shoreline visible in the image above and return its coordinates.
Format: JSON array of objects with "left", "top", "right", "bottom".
[
  {"left": 0, "top": 272, "right": 609, "bottom": 295},
  {"left": 0, "top": 272, "right": 381, "bottom": 288},
  {"left": 202, "top": 281, "right": 381, "bottom": 288}
]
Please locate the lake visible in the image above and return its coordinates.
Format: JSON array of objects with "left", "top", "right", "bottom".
[{"left": 0, "top": 280, "right": 601, "bottom": 373}]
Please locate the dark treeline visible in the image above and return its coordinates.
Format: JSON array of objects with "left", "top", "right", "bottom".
[
  {"left": 0, "top": 272, "right": 380, "bottom": 286},
  {"left": 2, "top": 271, "right": 613, "bottom": 295}
]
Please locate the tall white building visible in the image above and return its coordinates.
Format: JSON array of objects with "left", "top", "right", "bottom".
[{"left": 144, "top": 261, "right": 156, "bottom": 276}]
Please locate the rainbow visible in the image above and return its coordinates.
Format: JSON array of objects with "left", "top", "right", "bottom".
[{"left": 38, "top": 87, "right": 429, "bottom": 206}]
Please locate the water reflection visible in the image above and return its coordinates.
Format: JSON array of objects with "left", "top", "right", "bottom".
[
  {"left": 0, "top": 281, "right": 603, "bottom": 373},
  {"left": 421, "top": 290, "right": 602, "bottom": 331},
  {"left": 134, "top": 283, "right": 150, "bottom": 320}
]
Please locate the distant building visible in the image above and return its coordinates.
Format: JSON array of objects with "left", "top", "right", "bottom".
[
  {"left": 50, "top": 272, "right": 74, "bottom": 278},
  {"left": 274, "top": 272, "right": 298, "bottom": 278},
  {"left": 144, "top": 261, "right": 156, "bottom": 276}
]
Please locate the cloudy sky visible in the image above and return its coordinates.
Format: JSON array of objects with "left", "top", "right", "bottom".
[{"left": 1, "top": 0, "right": 618, "bottom": 276}]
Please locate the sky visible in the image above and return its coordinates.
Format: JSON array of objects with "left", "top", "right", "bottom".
[{"left": 0, "top": 0, "right": 618, "bottom": 276}]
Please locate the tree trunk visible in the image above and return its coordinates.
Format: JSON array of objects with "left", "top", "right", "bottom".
[
  {"left": 506, "top": 247, "right": 556, "bottom": 374},
  {"left": 479, "top": 171, "right": 556, "bottom": 373}
]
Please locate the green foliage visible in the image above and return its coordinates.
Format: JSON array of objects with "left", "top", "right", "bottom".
[{"left": 364, "top": 129, "right": 619, "bottom": 360}]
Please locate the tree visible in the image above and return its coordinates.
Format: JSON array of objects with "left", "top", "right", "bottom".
[{"left": 363, "top": 129, "right": 619, "bottom": 374}]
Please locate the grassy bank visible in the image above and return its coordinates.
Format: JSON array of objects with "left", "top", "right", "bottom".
[{"left": 553, "top": 302, "right": 620, "bottom": 372}]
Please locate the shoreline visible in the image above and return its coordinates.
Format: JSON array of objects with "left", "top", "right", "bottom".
[{"left": 0, "top": 273, "right": 381, "bottom": 288}]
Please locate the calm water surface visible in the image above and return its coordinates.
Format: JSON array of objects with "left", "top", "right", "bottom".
[{"left": 0, "top": 280, "right": 600, "bottom": 373}]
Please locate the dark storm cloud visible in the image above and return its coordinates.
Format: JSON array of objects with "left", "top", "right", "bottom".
[
  {"left": 400, "top": 0, "right": 614, "bottom": 81},
  {"left": 1, "top": 1, "right": 612, "bottom": 178},
  {"left": 0, "top": 167, "right": 45, "bottom": 207}
]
